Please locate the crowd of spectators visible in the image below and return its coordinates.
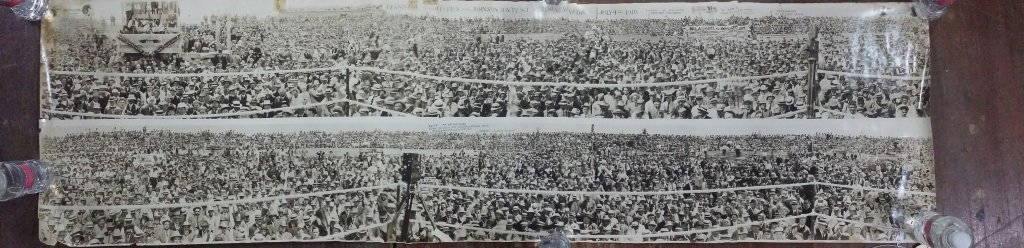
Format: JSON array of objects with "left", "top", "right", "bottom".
[
  {"left": 414, "top": 189, "right": 817, "bottom": 242},
  {"left": 40, "top": 129, "right": 933, "bottom": 244},
  {"left": 45, "top": 10, "right": 929, "bottom": 119},
  {"left": 121, "top": 1, "right": 179, "bottom": 34},
  {"left": 811, "top": 186, "right": 934, "bottom": 241},
  {"left": 41, "top": 193, "right": 394, "bottom": 245},
  {"left": 408, "top": 132, "right": 933, "bottom": 241},
  {"left": 40, "top": 130, "right": 401, "bottom": 245}
]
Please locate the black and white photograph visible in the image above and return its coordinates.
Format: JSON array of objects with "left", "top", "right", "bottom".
[
  {"left": 39, "top": 117, "right": 935, "bottom": 245},
  {"left": 38, "top": 120, "right": 405, "bottom": 245},
  {"left": 43, "top": 0, "right": 929, "bottom": 119},
  {"left": 38, "top": 0, "right": 937, "bottom": 246},
  {"left": 402, "top": 118, "right": 936, "bottom": 242}
]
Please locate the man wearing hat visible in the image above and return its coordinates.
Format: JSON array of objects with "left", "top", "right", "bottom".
[
  {"left": 862, "top": 92, "right": 886, "bottom": 118},
  {"left": 667, "top": 97, "right": 688, "bottom": 119},
  {"left": 519, "top": 100, "right": 539, "bottom": 117},
  {"left": 642, "top": 98, "right": 662, "bottom": 119},
  {"left": 121, "top": 93, "right": 141, "bottom": 115},
  {"left": 689, "top": 96, "right": 709, "bottom": 119},
  {"left": 542, "top": 99, "right": 559, "bottom": 117},
  {"left": 486, "top": 102, "right": 503, "bottom": 117},
  {"left": 818, "top": 75, "right": 839, "bottom": 102},
  {"left": 610, "top": 95, "right": 628, "bottom": 119},
  {"left": 154, "top": 217, "right": 172, "bottom": 243},
  {"left": 778, "top": 91, "right": 796, "bottom": 113},
  {"left": 250, "top": 228, "right": 267, "bottom": 241},
  {"left": 586, "top": 99, "right": 603, "bottom": 118},
  {"left": 349, "top": 106, "right": 370, "bottom": 117},
  {"left": 167, "top": 229, "right": 183, "bottom": 243},
  {"left": 422, "top": 98, "right": 442, "bottom": 117}
]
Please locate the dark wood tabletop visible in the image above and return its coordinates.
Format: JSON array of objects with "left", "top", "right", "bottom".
[{"left": 2, "top": 0, "right": 1022, "bottom": 247}]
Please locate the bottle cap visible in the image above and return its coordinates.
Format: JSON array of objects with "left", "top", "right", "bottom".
[
  {"left": 0, "top": 170, "right": 6, "bottom": 194},
  {"left": 18, "top": 162, "right": 35, "bottom": 189},
  {"left": 949, "top": 230, "right": 972, "bottom": 248},
  {"left": 1, "top": 0, "right": 23, "bottom": 7}
]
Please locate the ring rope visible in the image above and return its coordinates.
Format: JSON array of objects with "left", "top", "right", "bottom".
[
  {"left": 50, "top": 67, "right": 342, "bottom": 77},
  {"left": 420, "top": 182, "right": 934, "bottom": 197},
  {"left": 818, "top": 70, "right": 929, "bottom": 81},
  {"left": 50, "top": 66, "right": 803, "bottom": 88},
  {"left": 577, "top": 213, "right": 817, "bottom": 239},
  {"left": 415, "top": 213, "right": 909, "bottom": 241},
  {"left": 351, "top": 67, "right": 806, "bottom": 88},
  {"left": 815, "top": 182, "right": 935, "bottom": 197},
  {"left": 61, "top": 223, "right": 388, "bottom": 247},
  {"left": 45, "top": 67, "right": 929, "bottom": 119},
  {"left": 38, "top": 183, "right": 399, "bottom": 211},
  {"left": 419, "top": 182, "right": 816, "bottom": 196},
  {"left": 41, "top": 99, "right": 414, "bottom": 119},
  {"left": 51, "top": 68, "right": 931, "bottom": 87},
  {"left": 412, "top": 213, "right": 816, "bottom": 240},
  {"left": 38, "top": 182, "right": 933, "bottom": 212}
]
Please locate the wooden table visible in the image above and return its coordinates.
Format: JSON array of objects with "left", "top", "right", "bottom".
[{"left": 2, "top": 0, "right": 1022, "bottom": 247}]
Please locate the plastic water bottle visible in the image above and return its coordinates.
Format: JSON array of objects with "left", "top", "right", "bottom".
[
  {"left": 538, "top": 231, "right": 571, "bottom": 248},
  {"left": 895, "top": 211, "right": 974, "bottom": 248},
  {"left": 914, "top": 0, "right": 955, "bottom": 20},
  {"left": 0, "top": 160, "right": 52, "bottom": 201},
  {"left": 2, "top": 0, "right": 48, "bottom": 21}
]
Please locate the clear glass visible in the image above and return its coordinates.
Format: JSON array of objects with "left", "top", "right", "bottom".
[
  {"left": 8, "top": 0, "right": 48, "bottom": 21},
  {"left": 896, "top": 211, "right": 974, "bottom": 248},
  {"left": 915, "top": 0, "right": 950, "bottom": 21},
  {"left": 0, "top": 160, "right": 52, "bottom": 201},
  {"left": 538, "top": 231, "right": 571, "bottom": 248}
]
